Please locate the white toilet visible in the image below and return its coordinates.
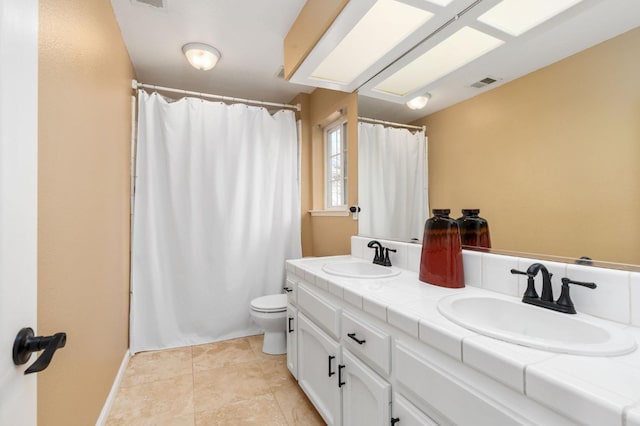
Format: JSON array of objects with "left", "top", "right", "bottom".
[{"left": 249, "top": 293, "right": 288, "bottom": 355}]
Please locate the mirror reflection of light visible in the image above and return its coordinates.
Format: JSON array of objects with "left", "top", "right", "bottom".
[
  {"left": 374, "top": 26, "right": 504, "bottom": 96},
  {"left": 406, "top": 94, "right": 431, "bottom": 110},
  {"left": 478, "top": 0, "right": 584, "bottom": 37}
]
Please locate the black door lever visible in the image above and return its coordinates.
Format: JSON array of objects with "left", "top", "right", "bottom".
[{"left": 13, "top": 327, "right": 67, "bottom": 374}]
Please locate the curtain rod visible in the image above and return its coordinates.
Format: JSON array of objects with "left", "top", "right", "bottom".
[
  {"left": 358, "top": 116, "right": 425, "bottom": 131},
  {"left": 132, "top": 80, "right": 301, "bottom": 111}
]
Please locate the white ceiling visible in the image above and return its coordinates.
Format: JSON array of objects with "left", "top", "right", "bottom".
[
  {"left": 111, "top": 0, "right": 640, "bottom": 123},
  {"left": 110, "top": 0, "right": 313, "bottom": 103}
]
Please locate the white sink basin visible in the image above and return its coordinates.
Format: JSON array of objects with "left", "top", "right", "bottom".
[
  {"left": 322, "top": 261, "right": 401, "bottom": 279},
  {"left": 437, "top": 294, "right": 637, "bottom": 356}
]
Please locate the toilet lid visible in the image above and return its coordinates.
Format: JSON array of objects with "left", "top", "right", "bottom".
[{"left": 251, "top": 294, "right": 287, "bottom": 313}]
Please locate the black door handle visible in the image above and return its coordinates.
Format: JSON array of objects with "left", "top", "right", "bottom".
[
  {"left": 338, "top": 364, "right": 346, "bottom": 387},
  {"left": 347, "top": 333, "right": 366, "bottom": 345},
  {"left": 13, "top": 327, "right": 67, "bottom": 375},
  {"left": 283, "top": 286, "right": 292, "bottom": 293},
  {"left": 328, "top": 355, "right": 335, "bottom": 377},
  {"left": 391, "top": 417, "right": 400, "bottom": 425},
  {"left": 288, "top": 317, "right": 294, "bottom": 333}
]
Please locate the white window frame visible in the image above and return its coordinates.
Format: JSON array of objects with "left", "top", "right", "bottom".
[{"left": 324, "top": 118, "right": 348, "bottom": 210}]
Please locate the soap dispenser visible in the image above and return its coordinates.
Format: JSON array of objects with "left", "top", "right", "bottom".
[
  {"left": 456, "top": 209, "right": 491, "bottom": 249},
  {"left": 419, "top": 209, "right": 465, "bottom": 288}
]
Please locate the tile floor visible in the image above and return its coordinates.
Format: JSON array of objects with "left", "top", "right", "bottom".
[{"left": 106, "top": 335, "right": 325, "bottom": 425}]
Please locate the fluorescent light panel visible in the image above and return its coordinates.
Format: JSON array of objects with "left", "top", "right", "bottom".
[
  {"left": 478, "top": 0, "right": 584, "bottom": 36},
  {"left": 374, "top": 26, "right": 504, "bottom": 96},
  {"left": 310, "top": 0, "right": 434, "bottom": 84}
]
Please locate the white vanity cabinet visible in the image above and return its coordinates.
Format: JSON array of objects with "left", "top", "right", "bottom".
[
  {"left": 297, "top": 312, "right": 394, "bottom": 426},
  {"left": 293, "top": 279, "right": 394, "bottom": 426},
  {"left": 298, "top": 312, "right": 342, "bottom": 426},
  {"left": 286, "top": 262, "right": 577, "bottom": 426},
  {"left": 296, "top": 282, "right": 344, "bottom": 424},
  {"left": 286, "top": 303, "right": 298, "bottom": 379}
]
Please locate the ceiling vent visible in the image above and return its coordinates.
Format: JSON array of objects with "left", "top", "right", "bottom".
[
  {"left": 470, "top": 77, "right": 498, "bottom": 89},
  {"left": 131, "top": 0, "right": 165, "bottom": 9}
]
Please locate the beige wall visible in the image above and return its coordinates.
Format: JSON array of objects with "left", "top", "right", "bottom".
[
  {"left": 414, "top": 28, "right": 640, "bottom": 264},
  {"left": 38, "top": 0, "right": 134, "bottom": 424},
  {"left": 299, "top": 88, "right": 359, "bottom": 256}
]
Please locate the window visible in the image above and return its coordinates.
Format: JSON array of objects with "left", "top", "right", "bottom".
[{"left": 325, "top": 119, "right": 348, "bottom": 209}]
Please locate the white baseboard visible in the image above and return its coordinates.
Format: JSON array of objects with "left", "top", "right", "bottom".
[{"left": 95, "top": 349, "right": 130, "bottom": 426}]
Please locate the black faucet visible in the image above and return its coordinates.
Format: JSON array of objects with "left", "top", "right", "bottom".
[
  {"left": 511, "top": 263, "right": 596, "bottom": 314},
  {"left": 366, "top": 240, "right": 395, "bottom": 266}
]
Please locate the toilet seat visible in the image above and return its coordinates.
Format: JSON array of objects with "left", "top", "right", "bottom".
[{"left": 250, "top": 294, "right": 287, "bottom": 313}]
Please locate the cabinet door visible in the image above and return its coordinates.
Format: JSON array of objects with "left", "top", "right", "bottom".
[
  {"left": 342, "top": 349, "right": 391, "bottom": 426},
  {"left": 298, "top": 312, "right": 342, "bottom": 426},
  {"left": 392, "top": 392, "right": 439, "bottom": 426},
  {"left": 286, "top": 304, "right": 298, "bottom": 379}
]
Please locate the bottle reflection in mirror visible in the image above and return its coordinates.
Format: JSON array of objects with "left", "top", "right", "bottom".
[
  {"left": 457, "top": 209, "right": 491, "bottom": 249},
  {"left": 419, "top": 209, "right": 465, "bottom": 288}
]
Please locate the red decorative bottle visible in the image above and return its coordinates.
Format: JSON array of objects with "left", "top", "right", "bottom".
[
  {"left": 419, "top": 209, "right": 465, "bottom": 288},
  {"left": 456, "top": 209, "right": 491, "bottom": 249}
]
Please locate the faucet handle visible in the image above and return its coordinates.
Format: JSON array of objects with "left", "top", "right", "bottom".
[
  {"left": 561, "top": 278, "right": 597, "bottom": 289},
  {"left": 511, "top": 268, "right": 539, "bottom": 299},
  {"left": 382, "top": 248, "right": 396, "bottom": 267},
  {"left": 556, "top": 278, "right": 597, "bottom": 314}
]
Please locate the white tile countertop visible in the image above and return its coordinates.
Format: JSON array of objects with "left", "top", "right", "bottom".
[{"left": 286, "top": 254, "right": 640, "bottom": 426}]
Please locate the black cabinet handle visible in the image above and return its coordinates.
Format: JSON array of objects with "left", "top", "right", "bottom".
[
  {"left": 347, "top": 333, "right": 366, "bottom": 345},
  {"left": 338, "top": 364, "right": 346, "bottom": 387},
  {"left": 288, "top": 317, "right": 294, "bottom": 333},
  {"left": 328, "top": 355, "right": 335, "bottom": 377},
  {"left": 391, "top": 417, "right": 400, "bottom": 425},
  {"left": 13, "top": 327, "right": 67, "bottom": 375},
  {"left": 283, "top": 286, "right": 292, "bottom": 293}
]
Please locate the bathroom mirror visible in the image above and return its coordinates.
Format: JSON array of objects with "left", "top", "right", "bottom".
[{"left": 356, "top": 26, "right": 640, "bottom": 267}]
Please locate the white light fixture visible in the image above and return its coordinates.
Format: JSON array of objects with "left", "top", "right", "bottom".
[
  {"left": 374, "top": 26, "right": 504, "bottom": 96},
  {"left": 310, "top": 0, "right": 433, "bottom": 84},
  {"left": 182, "top": 42, "right": 221, "bottom": 71},
  {"left": 406, "top": 94, "right": 431, "bottom": 110},
  {"left": 478, "top": 0, "right": 584, "bottom": 37}
]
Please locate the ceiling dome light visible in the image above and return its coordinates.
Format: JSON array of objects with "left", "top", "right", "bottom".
[
  {"left": 406, "top": 94, "right": 431, "bottom": 110},
  {"left": 182, "top": 43, "right": 221, "bottom": 71}
]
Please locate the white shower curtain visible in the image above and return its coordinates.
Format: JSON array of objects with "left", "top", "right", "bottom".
[
  {"left": 358, "top": 122, "right": 428, "bottom": 241},
  {"left": 130, "top": 91, "right": 301, "bottom": 353}
]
